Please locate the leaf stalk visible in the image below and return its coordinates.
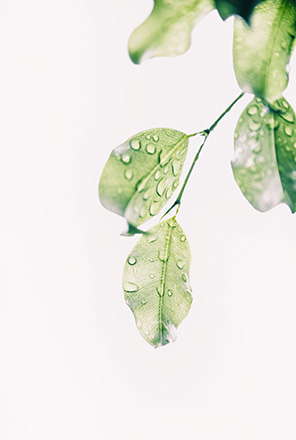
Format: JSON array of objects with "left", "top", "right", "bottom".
[{"left": 162, "top": 92, "right": 245, "bottom": 219}]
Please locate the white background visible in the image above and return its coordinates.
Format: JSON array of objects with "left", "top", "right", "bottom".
[{"left": 1, "top": 1, "right": 296, "bottom": 439}]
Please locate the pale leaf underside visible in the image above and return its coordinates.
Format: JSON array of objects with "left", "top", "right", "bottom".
[
  {"left": 128, "top": 0, "right": 214, "bottom": 64},
  {"left": 233, "top": 0, "right": 296, "bottom": 102}
]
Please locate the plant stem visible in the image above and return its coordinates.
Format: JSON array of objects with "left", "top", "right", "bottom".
[{"left": 162, "top": 92, "right": 245, "bottom": 219}]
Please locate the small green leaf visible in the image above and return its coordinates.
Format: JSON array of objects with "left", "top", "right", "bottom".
[
  {"left": 123, "top": 217, "right": 192, "bottom": 348},
  {"left": 99, "top": 128, "right": 189, "bottom": 227},
  {"left": 232, "top": 96, "right": 296, "bottom": 212},
  {"left": 215, "top": 0, "right": 264, "bottom": 22},
  {"left": 233, "top": 0, "right": 296, "bottom": 102},
  {"left": 128, "top": 0, "right": 214, "bottom": 64}
]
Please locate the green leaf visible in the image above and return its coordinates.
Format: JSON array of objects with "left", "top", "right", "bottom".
[
  {"left": 99, "top": 128, "right": 189, "bottom": 227},
  {"left": 232, "top": 96, "right": 296, "bottom": 212},
  {"left": 128, "top": 0, "right": 214, "bottom": 64},
  {"left": 233, "top": 0, "right": 296, "bottom": 102},
  {"left": 215, "top": 0, "right": 264, "bottom": 22},
  {"left": 123, "top": 217, "right": 193, "bottom": 348}
]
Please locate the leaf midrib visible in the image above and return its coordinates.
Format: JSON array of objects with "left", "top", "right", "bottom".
[
  {"left": 262, "top": 0, "right": 289, "bottom": 95},
  {"left": 158, "top": 221, "right": 174, "bottom": 344},
  {"left": 125, "top": 134, "right": 188, "bottom": 216}
]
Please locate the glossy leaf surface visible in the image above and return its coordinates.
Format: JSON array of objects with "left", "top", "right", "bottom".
[
  {"left": 99, "top": 128, "right": 189, "bottom": 227},
  {"left": 233, "top": 0, "right": 296, "bottom": 102},
  {"left": 215, "top": 0, "right": 263, "bottom": 21},
  {"left": 128, "top": 0, "right": 214, "bottom": 64},
  {"left": 232, "top": 96, "right": 296, "bottom": 212},
  {"left": 123, "top": 218, "right": 192, "bottom": 347}
]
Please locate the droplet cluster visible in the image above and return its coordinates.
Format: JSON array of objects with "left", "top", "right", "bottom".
[{"left": 232, "top": 96, "right": 296, "bottom": 211}]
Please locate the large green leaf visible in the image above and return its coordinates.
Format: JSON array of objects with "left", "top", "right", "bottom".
[
  {"left": 99, "top": 128, "right": 189, "bottom": 227},
  {"left": 215, "top": 0, "right": 264, "bottom": 21},
  {"left": 232, "top": 96, "right": 296, "bottom": 212},
  {"left": 128, "top": 0, "right": 214, "bottom": 64},
  {"left": 123, "top": 217, "right": 192, "bottom": 347},
  {"left": 233, "top": 0, "right": 296, "bottom": 102}
]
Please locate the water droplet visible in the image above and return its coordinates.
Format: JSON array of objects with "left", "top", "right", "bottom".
[
  {"left": 130, "top": 139, "right": 141, "bottom": 150},
  {"left": 149, "top": 200, "right": 159, "bottom": 216},
  {"left": 158, "top": 249, "right": 169, "bottom": 262},
  {"left": 282, "top": 100, "right": 289, "bottom": 109},
  {"left": 143, "top": 188, "right": 152, "bottom": 201},
  {"left": 139, "top": 207, "right": 146, "bottom": 218},
  {"left": 177, "top": 261, "right": 184, "bottom": 269},
  {"left": 249, "top": 120, "right": 261, "bottom": 131},
  {"left": 182, "top": 273, "right": 188, "bottom": 282},
  {"left": 128, "top": 256, "right": 136, "bottom": 265},
  {"left": 148, "top": 235, "right": 158, "bottom": 243},
  {"left": 156, "top": 178, "right": 166, "bottom": 197},
  {"left": 149, "top": 257, "right": 154, "bottom": 262},
  {"left": 141, "top": 300, "right": 147, "bottom": 305},
  {"left": 121, "top": 154, "right": 131, "bottom": 164},
  {"left": 234, "top": 131, "right": 239, "bottom": 140},
  {"left": 281, "top": 111, "right": 295, "bottom": 123},
  {"left": 285, "top": 126, "right": 293, "bottom": 136},
  {"left": 124, "top": 170, "right": 133, "bottom": 181},
  {"left": 153, "top": 135, "right": 159, "bottom": 142},
  {"left": 146, "top": 134, "right": 151, "bottom": 140},
  {"left": 170, "top": 307, "right": 174, "bottom": 312},
  {"left": 247, "top": 105, "right": 258, "bottom": 116},
  {"left": 180, "top": 235, "right": 186, "bottom": 242},
  {"left": 168, "top": 290, "right": 173, "bottom": 296},
  {"left": 166, "top": 187, "right": 173, "bottom": 199},
  {"left": 123, "top": 281, "right": 139, "bottom": 292},
  {"left": 146, "top": 144, "right": 156, "bottom": 154},
  {"left": 255, "top": 97, "right": 262, "bottom": 103},
  {"left": 154, "top": 170, "right": 161, "bottom": 180},
  {"left": 172, "top": 159, "right": 181, "bottom": 176},
  {"left": 149, "top": 274, "right": 155, "bottom": 279},
  {"left": 252, "top": 142, "right": 262, "bottom": 153}
]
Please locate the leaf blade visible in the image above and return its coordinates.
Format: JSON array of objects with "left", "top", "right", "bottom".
[
  {"left": 128, "top": 0, "right": 214, "bottom": 64},
  {"left": 99, "top": 128, "right": 189, "bottom": 227},
  {"left": 232, "top": 96, "right": 296, "bottom": 212},
  {"left": 123, "top": 218, "right": 192, "bottom": 347},
  {"left": 233, "top": 0, "right": 296, "bottom": 102}
]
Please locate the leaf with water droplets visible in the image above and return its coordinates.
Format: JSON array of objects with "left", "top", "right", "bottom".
[
  {"left": 99, "top": 128, "right": 189, "bottom": 227},
  {"left": 232, "top": 96, "right": 296, "bottom": 212},
  {"left": 123, "top": 218, "right": 192, "bottom": 348},
  {"left": 215, "top": 0, "right": 264, "bottom": 22},
  {"left": 233, "top": 0, "right": 296, "bottom": 102},
  {"left": 128, "top": 0, "right": 214, "bottom": 64}
]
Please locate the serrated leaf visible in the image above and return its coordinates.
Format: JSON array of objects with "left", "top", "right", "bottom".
[
  {"left": 232, "top": 96, "right": 296, "bottom": 212},
  {"left": 128, "top": 0, "right": 214, "bottom": 64},
  {"left": 123, "top": 217, "right": 192, "bottom": 348},
  {"left": 233, "top": 0, "right": 296, "bottom": 102},
  {"left": 215, "top": 0, "right": 264, "bottom": 22},
  {"left": 99, "top": 128, "right": 189, "bottom": 227}
]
